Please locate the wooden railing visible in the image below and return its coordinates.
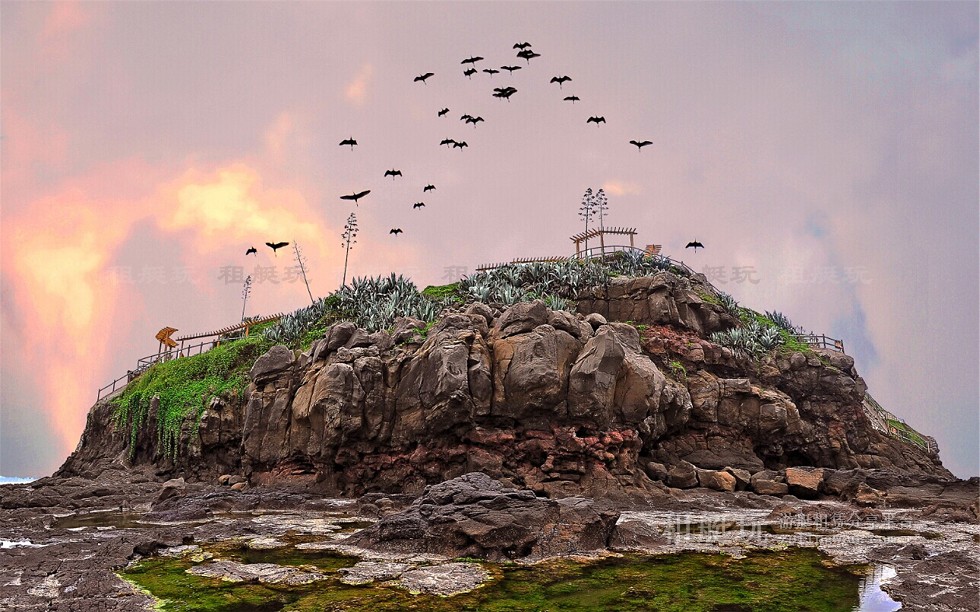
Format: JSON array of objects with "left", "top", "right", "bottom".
[
  {"left": 475, "top": 257, "right": 567, "bottom": 272},
  {"left": 573, "top": 244, "right": 648, "bottom": 260},
  {"left": 862, "top": 392, "right": 939, "bottom": 456},
  {"left": 475, "top": 248, "right": 697, "bottom": 276},
  {"left": 793, "top": 333, "right": 845, "bottom": 353},
  {"left": 95, "top": 335, "right": 247, "bottom": 402},
  {"left": 95, "top": 313, "right": 284, "bottom": 402}
]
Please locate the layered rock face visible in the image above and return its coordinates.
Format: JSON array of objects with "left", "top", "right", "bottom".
[{"left": 60, "top": 271, "right": 950, "bottom": 497}]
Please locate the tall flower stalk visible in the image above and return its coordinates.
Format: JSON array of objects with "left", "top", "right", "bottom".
[
  {"left": 340, "top": 212, "right": 359, "bottom": 287},
  {"left": 579, "top": 187, "right": 595, "bottom": 256},
  {"left": 292, "top": 242, "right": 315, "bottom": 304},
  {"left": 240, "top": 275, "right": 253, "bottom": 322}
]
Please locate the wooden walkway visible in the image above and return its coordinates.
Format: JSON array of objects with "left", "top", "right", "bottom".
[{"left": 95, "top": 313, "right": 282, "bottom": 402}]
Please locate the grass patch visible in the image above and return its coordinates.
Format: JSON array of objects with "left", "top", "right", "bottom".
[
  {"left": 777, "top": 329, "right": 816, "bottom": 356},
  {"left": 695, "top": 289, "right": 721, "bottom": 306},
  {"left": 421, "top": 282, "right": 463, "bottom": 303},
  {"left": 112, "top": 335, "right": 272, "bottom": 460},
  {"left": 298, "top": 320, "right": 331, "bottom": 351},
  {"left": 414, "top": 320, "right": 437, "bottom": 339},
  {"left": 739, "top": 308, "right": 779, "bottom": 330},
  {"left": 887, "top": 419, "right": 928, "bottom": 448}
]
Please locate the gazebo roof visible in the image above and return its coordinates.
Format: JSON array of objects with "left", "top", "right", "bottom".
[{"left": 569, "top": 226, "right": 637, "bottom": 242}]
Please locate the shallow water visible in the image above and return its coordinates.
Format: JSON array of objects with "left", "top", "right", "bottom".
[
  {"left": 124, "top": 547, "right": 891, "bottom": 611},
  {"left": 0, "top": 476, "right": 36, "bottom": 485},
  {"left": 1, "top": 539, "right": 49, "bottom": 549},
  {"left": 856, "top": 565, "right": 901, "bottom": 611}
]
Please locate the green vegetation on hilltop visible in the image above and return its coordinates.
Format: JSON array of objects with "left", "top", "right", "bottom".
[
  {"left": 260, "top": 256, "right": 689, "bottom": 350},
  {"left": 111, "top": 335, "right": 272, "bottom": 460}
]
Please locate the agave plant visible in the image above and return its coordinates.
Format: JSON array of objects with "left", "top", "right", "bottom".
[
  {"left": 764, "top": 310, "right": 799, "bottom": 333},
  {"left": 711, "top": 319, "right": 784, "bottom": 358},
  {"left": 757, "top": 325, "right": 783, "bottom": 351},
  {"left": 718, "top": 292, "right": 741, "bottom": 317},
  {"left": 544, "top": 294, "right": 572, "bottom": 312}
]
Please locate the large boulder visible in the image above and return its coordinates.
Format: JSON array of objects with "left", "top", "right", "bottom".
[
  {"left": 567, "top": 325, "right": 666, "bottom": 428},
  {"left": 696, "top": 469, "right": 736, "bottom": 492},
  {"left": 494, "top": 300, "right": 550, "bottom": 338},
  {"left": 752, "top": 479, "right": 789, "bottom": 497},
  {"left": 249, "top": 346, "right": 295, "bottom": 383},
  {"left": 348, "top": 473, "right": 619, "bottom": 561},
  {"left": 491, "top": 325, "right": 582, "bottom": 420},
  {"left": 667, "top": 461, "right": 699, "bottom": 489},
  {"left": 785, "top": 467, "right": 826, "bottom": 499}
]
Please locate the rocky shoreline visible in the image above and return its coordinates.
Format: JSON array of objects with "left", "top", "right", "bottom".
[{"left": 1, "top": 469, "right": 976, "bottom": 610}]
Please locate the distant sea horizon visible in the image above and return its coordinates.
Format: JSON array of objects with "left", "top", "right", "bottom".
[{"left": 0, "top": 476, "right": 36, "bottom": 485}]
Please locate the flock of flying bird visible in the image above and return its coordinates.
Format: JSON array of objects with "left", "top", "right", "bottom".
[{"left": 246, "top": 40, "right": 702, "bottom": 259}]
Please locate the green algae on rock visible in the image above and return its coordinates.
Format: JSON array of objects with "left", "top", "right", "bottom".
[{"left": 123, "top": 548, "right": 864, "bottom": 612}]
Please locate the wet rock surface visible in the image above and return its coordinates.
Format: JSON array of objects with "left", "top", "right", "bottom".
[
  {"left": 0, "top": 470, "right": 977, "bottom": 610},
  {"left": 187, "top": 560, "right": 327, "bottom": 585}
]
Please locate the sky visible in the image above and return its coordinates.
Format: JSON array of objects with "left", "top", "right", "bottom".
[{"left": 1, "top": 2, "right": 977, "bottom": 479}]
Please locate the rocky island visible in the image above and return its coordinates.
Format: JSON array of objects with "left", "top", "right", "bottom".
[{"left": 2, "top": 261, "right": 977, "bottom": 610}]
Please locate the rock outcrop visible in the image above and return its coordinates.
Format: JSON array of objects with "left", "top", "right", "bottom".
[
  {"left": 348, "top": 472, "right": 619, "bottom": 561},
  {"left": 59, "top": 270, "right": 952, "bottom": 499}
]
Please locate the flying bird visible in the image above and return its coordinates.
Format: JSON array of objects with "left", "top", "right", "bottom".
[
  {"left": 389, "top": 228, "right": 403, "bottom": 235},
  {"left": 453, "top": 141, "right": 469, "bottom": 149},
  {"left": 501, "top": 65, "right": 522, "bottom": 74},
  {"left": 513, "top": 42, "right": 532, "bottom": 50},
  {"left": 423, "top": 184, "right": 436, "bottom": 192},
  {"left": 437, "top": 107, "right": 450, "bottom": 117},
  {"left": 339, "top": 137, "right": 357, "bottom": 149},
  {"left": 517, "top": 49, "right": 541, "bottom": 63},
  {"left": 384, "top": 169, "right": 403, "bottom": 179},
  {"left": 629, "top": 140, "right": 653, "bottom": 151},
  {"left": 460, "top": 114, "right": 473, "bottom": 122},
  {"left": 463, "top": 68, "right": 477, "bottom": 78},
  {"left": 439, "top": 138, "right": 456, "bottom": 147},
  {"left": 266, "top": 241, "right": 289, "bottom": 256},
  {"left": 586, "top": 116, "right": 606, "bottom": 125},
  {"left": 245, "top": 247, "right": 257, "bottom": 256},
  {"left": 493, "top": 86, "right": 517, "bottom": 100},
  {"left": 550, "top": 75, "right": 572, "bottom": 88},
  {"left": 413, "top": 202, "right": 426, "bottom": 209},
  {"left": 414, "top": 72, "right": 434, "bottom": 84},
  {"left": 563, "top": 95, "right": 580, "bottom": 103},
  {"left": 465, "top": 116, "right": 484, "bottom": 126},
  {"left": 461, "top": 56, "right": 484, "bottom": 65},
  {"left": 685, "top": 241, "right": 705, "bottom": 251},
  {"left": 482, "top": 68, "right": 500, "bottom": 77},
  {"left": 340, "top": 190, "right": 371, "bottom": 204}
]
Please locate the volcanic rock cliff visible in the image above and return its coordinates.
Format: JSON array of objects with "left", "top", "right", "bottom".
[{"left": 60, "top": 271, "right": 950, "bottom": 499}]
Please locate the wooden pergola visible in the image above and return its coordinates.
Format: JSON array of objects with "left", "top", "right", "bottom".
[
  {"left": 475, "top": 256, "right": 567, "bottom": 272},
  {"left": 173, "top": 312, "right": 283, "bottom": 352},
  {"left": 570, "top": 226, "right": 637, "bottom": 257}
]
